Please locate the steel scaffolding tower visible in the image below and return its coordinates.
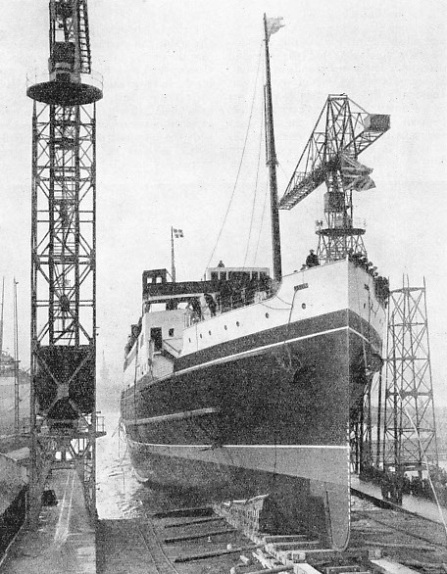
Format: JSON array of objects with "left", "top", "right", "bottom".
[
  {"left": 382, "top": 277, "right": 439, "bottom": 474},
  {"left": 27, "top": 0, "right": 104, "bottom": 527}
]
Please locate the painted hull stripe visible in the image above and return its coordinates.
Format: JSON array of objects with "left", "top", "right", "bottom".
[
  {"left": 127, "top": 438, "right": 349, "bottom": 485},
  {"left": 173, "top": 325, "right": 367, "bottom": 379},
  {"left": 122, "top": 407, "right": 218, "bottom": 426},
  {"left": 129, "top": 442, "right": 348, "bottom": 450}
]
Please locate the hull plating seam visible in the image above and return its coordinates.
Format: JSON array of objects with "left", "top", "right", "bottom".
[{"left": 123, "top": 407, "right": 218, "bottom": 426}]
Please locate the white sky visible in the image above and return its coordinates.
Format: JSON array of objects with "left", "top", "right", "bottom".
[{"left": 0, "top": 0, "right": 446, "bottom": 405}]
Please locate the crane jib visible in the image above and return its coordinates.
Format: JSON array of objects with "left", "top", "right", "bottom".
[{"left": 279, "top": 96, "right": 390, "bottom": 211}]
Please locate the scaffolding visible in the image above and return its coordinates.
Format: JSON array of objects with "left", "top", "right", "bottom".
[{"left": 382, "top": 277, "right": 439, "bottom": 474}]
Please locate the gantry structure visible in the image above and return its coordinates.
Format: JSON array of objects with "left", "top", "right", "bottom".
[
  {"left": 279, "top": 95, "right": 389, "bottom": 262},
  {"left": 27, "top": 0, "right": 104, "bottom": 526},
  {"left": 382, "top": 277, "right": 438, "bottom": 474}
]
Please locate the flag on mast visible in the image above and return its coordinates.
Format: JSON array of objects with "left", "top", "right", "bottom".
[
  {"left": 267, "top": 17, "right": 285, "bottom": 39},
  {"left": 171, "top": 227, "right": 184, "bottom": 282},
  {"left": 341, "top": 154, "right": 376, "bottom": 192},
  {"left": 173, "top": 228, "right": 184, "bottom": 238}
]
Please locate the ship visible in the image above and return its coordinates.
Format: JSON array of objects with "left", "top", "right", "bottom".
[
  {"left": 0, "top": 354, "right": 30, "bottom": 557},
  {"left": 120, "top": 15, "right": 390, "bottom": 549},
  {"left": 0, "top": 350, "right": 30, "bottom": 439}
]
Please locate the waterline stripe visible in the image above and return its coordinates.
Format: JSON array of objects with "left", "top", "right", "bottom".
[{"left": 131, "top": 442, "right": 347, "bottom": 450}]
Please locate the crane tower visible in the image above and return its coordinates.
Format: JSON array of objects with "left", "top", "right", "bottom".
[
  {"left": 27, "top": 0, "right": 104, "bottom": 525},
  {"left": 279, "top": 95, "right": 389, "bottom": 262}
]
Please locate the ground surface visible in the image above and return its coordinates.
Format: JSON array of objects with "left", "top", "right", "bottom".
[{"left": 1, "top": 469, "right": 96, "bottom": 574}]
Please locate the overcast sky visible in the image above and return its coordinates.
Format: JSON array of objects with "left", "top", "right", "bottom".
[{"left": 0, "top": 0, "right": 446, "bottom": 406}]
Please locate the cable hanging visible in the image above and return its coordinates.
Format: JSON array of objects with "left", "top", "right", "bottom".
[
  {"left": 242, "top": 103, "right": 265, "bottom": 269},
  {"left": 204, "top": 41, "right": 263, "bottom": 273}
]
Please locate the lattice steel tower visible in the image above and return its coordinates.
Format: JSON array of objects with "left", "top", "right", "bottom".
[
  {"left": 27, "top": 0, "right": 104, "bottom": 526},
  {"left": 383, "top": 277, "right": 439, "bottom": 474},
  {"left": 279, "top": 95, "right": 390, "bottom": 263}
]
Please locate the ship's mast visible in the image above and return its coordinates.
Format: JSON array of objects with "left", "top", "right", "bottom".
[
  {"left": 0, "top": 277, "right": 4, "bottom": 373},
  {"left": 263, "top": 14, "right": 282, "bottom": 283},
  {"left": 13, "top": 279, "right": 19, "bottom": 435}
]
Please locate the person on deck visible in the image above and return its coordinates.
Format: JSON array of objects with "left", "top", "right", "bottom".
[
  {"left": 306, "top": 249, "right": 319, "bottom": 268},
  {"left": 204, "top": 293, "right": 217, "bottom": 316}
]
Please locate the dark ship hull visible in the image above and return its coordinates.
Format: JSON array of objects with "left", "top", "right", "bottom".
[{"left": 121, "top": 261, "right": 386, "bottom": 549}]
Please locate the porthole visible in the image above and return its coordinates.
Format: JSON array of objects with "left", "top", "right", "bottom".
[
  {"left": 200, "top": 334, "right": 203, "bottom": 339},
  {"left": 301, "top": 303, "right": 306, "bottom": 309},
  {"left": 236, "top": 321, "right": 240, "bottom": 327},
  {"left": 209, "top": 331, "right": 212, "bottom": 336},
  {"left": 188, "top": 338, "right": 191, "bottom": 343},
  {"left": 224, "top": 325, "right": 228, "bottom": 330},
  {"left": 265, "top": 313, "right": 269, "bottom": 318}
]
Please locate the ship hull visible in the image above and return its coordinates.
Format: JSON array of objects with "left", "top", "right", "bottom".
[
  {"left": 0, "top": 377, "right": 30, "bottom": 437},
  {"left": 121, "top": 307, "right": 380, "bottom": 549}
]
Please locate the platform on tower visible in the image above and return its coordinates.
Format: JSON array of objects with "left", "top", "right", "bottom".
[
  {"left": 1, "top": 468, "right": 96, "bottom": 574},
  {"left": 27, "top": 71, "right": 103, "bottom": 106}
]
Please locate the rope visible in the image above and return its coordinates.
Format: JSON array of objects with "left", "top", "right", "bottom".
[
  {"left": 204, "top": 42, "right": 263, "bottom": 272},
  {"left": 243, "top": 106, "right": 264, "bottom": 269},
  {"left": 259, "top": 302, "right": 292, "bottom": 312}
]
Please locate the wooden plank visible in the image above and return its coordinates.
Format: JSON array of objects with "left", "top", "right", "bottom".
[
  {"left": 164, "top": 516, "right": 225, "bottom": 529},
  {"left": 164, "top": 528, "right": 237, "bottom": 543},
  {"left": 175, "top": 543, "right": 265, "bottom": 563},
  {"left": 152, "top": 506, "right": 213, "bottom": 519}
]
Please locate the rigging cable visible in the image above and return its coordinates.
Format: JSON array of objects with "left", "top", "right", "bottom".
[
  {"left": 204, "top": 42, "right": 263, "bottom": 273},
  {"left": 252, "top": 180, "right": 269, "bottom": 266},
  {"left": 242, "top": 103, "right": 265, "bottom": 269}
]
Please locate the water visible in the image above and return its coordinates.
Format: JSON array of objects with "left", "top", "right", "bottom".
[
  {"left": 96, "top": 411, "right": 142, "bottom": 519},
  {"left": 96, "top": 411, "right": 202, "bottom": 520}
]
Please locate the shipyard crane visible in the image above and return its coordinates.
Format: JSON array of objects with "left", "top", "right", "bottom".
[
  {"left": 279, "top": 95, "right": 390, "bottom": 262},
  {"left": 27, "top": 0, "right": 104, "bottom": 527}
]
